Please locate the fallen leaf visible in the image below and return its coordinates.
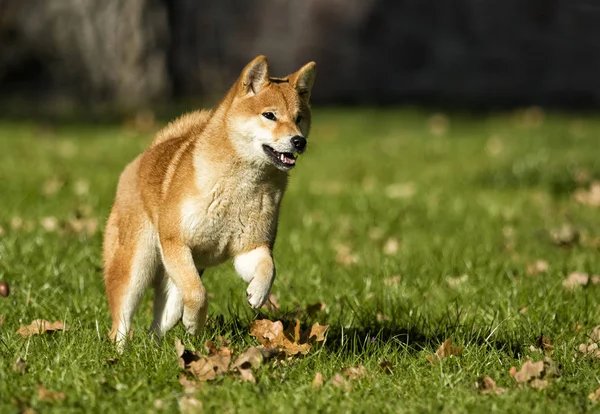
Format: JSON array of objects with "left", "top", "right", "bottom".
[
  {"left": 330, "top": 372, "right": 351, "bottom": 391},
  {"left": 511, "top": 360, "right": 544, "bottom": 384},
  {"left": 249, "top": 319, "right": 327, "bottom": 356},
  {"left": 376, "top": 313, "right": 390, "bottom": 322},
  {"left": 333, "top": 243, "right": 358, "bottom": 266},
  {"left": 529, "top": 378, "right": 549, "bottom": 390},
  {"left": 478, "top": 376, "right": 507, "bottom": 395},
  {"left": 179, "top": 375, "right": 202, "bottom": 394},
  {"left": 427, "top": 339, "right": 463, "bottom": 364},
  {"left": 73, "top": 179, "right": 90, "bottom": 196},
  {"left": 307, "top": 322, "right": 329, "bottom": 343},
  {"left": 550, "top": 225, "right": 579, "bottom": 246},
  {"left": 232, "top": 347, "right": 265, "bottom": 371},
  {"left": 526, "top": 260, "right": 549, "bottom": 276},
  {"left": 383, "top": 275, "right": 401, "bottom": 287},
  {"left": 16, "top": 320, "right": 69, "bottom": 338},
  {"left": 589, "top": 387, "right": 600, "bottom": 403},
  {"left": 312, "top": 372, "right": 324, "bottom": 388},
  {"left": 562, "top": 272, "right": 589, "bottom": 289},
  {"left": 385, "top": 183, "right": 416, "bottom": 199},
  {"left": 40, "top": 217, "right": 59, "bottom": 232},
  {"left": 447, "top": 275, "right": 468, "bottom": 288},
  {"left": 573, "top": 181, "right": 600, "bottom": 207},
  {"left": 37, "top": 384, "right": 66, "bottom": 402},
  {"left": 65, "top": 217, "right": 99, "bottom": 236},
  {"left": 343, "top": 365, "right": 367, "bottom": 380},
  {"left": 579, "top": 343, "right": 600, "bottom": 358},
  {"left": 383, "top": 238, "right": 400, "bottom": 255},
  {"left": 179, "top": 396, "right": 203, "bottom": 413},
  {"left": 42, "top": 177, "right": 64, "bottom": 196},
  {"left": 535, "top": 335, "right": 555, "bottom": 356}
]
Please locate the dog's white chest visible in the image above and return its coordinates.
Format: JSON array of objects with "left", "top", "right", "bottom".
[{"left": 180, "top": 181, "right": 281, "bottom": 268}]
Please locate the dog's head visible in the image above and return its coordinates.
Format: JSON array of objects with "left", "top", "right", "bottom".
[{"left": 227, "top": 56, "right": 316, "bottom": 171}]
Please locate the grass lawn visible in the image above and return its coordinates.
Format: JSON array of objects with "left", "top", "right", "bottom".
[{"left": 0, "top": 108, "right": 599, "bottom": 413}]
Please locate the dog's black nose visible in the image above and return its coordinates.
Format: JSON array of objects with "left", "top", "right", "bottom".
[{"left": 291, "top": 136, "right": 306, "bottom": 153}]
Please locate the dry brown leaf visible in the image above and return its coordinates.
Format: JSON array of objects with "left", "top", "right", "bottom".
[
  {"left": 17, "top": 320, "right": 68, "bottom": 338},
  {"left": 529, "top": 379, "right": 549, "bottom": 390},
  {"left": 65, "top": 217, "right": 99, "bottom": 236},
  {"left": 188, "top": 358, "right": 217, "bottom": 382},
  {"left": 343, "top": 365, "right": 367, "bottom": 380},
  {"left": 42, "top": 177, "right": 64, "bottom": 196},
  {"left": 511, "top": 360, "right": 544, "bottom": 383},
  {"left": 232, "top": 347, "right": 264, "bottom": 371},
  {"left": 526, "top": 260, "right": 549, "bottom": 276},
  {"left": 535, "top": 335, "right": 555, "bottom": 356},
  {"left": 37, "top": 384, "right": 66, "bottom": 402},
  {"left": 427, "top": 339, "right": 463, "bottom": 364},
  {"left": 179, "top": 375, "right": 202, "bottom": 394},
  {"left": 249, "top": 319, "right": 328, "bottom": 356},
  {"left": 479, "top": 376, "right": 507, "bottom": 395},
  {"left": 383, "top": 275, "right": 401, "bottom": 287},
  {"left": 333, "top": 243, "right": 358, "bottom": 266},
  {"left": 579, "top": 342, "right": 600, "bottom": 358},
  {"left": 550, "top": 225, "right": 579, "bottom": 246},
  {"left": 574, "top": 181, "right": 600, "bottom": 207},
  {"left": 313, "top": 372, "right": 324, "bottom": 389},
  {"left": 40, "top": 217, "right": 59, "bottom": 232},
  {"left": 563, "top": 272, "right": 590, "bottom": 289},
  {"left": 179, "top": 396, "right": 203, "bottom": 413},
  {"left": 589, "top": 387, "right": 600, "bottom": 403},
  {"left": 383, "top": 238, "right": 400, "bottom": 255},
  {"left": 376, "top": 313, "right": 390, "bottom": 322},
  {"left": 385, "top": 182, "right": 416, "bottom": 199},
  {"left": 447, "top": 275, "right": 468, "bottom": 288},
  {"left": 308, "top": 322, "right": 329, "bottom": 343},
  {"left": 330, "top": 372, "right": 351, "bottom": 391}
]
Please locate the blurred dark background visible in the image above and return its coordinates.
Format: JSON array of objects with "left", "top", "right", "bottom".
[{"left": 2, "top": 0, "right": 600, "bottom": 110}]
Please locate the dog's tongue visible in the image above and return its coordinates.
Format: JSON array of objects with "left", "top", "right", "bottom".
[{"left": 279, "top": 153, "right": 296, "bottom": 165}]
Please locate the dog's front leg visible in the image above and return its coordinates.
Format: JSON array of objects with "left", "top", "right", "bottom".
[
  {"left": 160, "top": 240, "right": 207, "bottom": 334},
  {"left": 234, "top": 246, "right": 275, "bottom": 308}
]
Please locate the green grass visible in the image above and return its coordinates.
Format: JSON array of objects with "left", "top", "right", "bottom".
[{"left": 1, "top": 108, "right": 600, "bottom": 413}]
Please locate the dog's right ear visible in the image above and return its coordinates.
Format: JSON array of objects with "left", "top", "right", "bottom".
[{"left": 239, "top": 55, "right": 270, "bottom": 96}]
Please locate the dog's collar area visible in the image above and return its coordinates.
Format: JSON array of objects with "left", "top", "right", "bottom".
[{"left": 262, "top": 145, "right": 296, "bottom": 170}]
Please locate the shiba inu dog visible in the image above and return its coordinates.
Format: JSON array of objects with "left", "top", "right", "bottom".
[{"left": 103, "top": 56, "right": 316, "bottom": 349}]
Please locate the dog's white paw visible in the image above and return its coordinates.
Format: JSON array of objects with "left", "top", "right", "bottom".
[
  {"left": 246, "top": 277, "right": 271, "bottom": 309},
  {"left": 182, "top": 312, "right": 204, "bottom": 335}
]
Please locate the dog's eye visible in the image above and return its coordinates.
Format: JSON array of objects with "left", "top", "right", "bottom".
[
  {"left": 262, "top": 112, "right": 276, "bottom": 121},
  {"left": 295, "top": 115, "right": 303, "bottom": 124}
]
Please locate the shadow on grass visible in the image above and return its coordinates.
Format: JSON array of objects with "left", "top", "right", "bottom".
[{"left": 213, "top": 298, "right": 526, "bottom": 360}]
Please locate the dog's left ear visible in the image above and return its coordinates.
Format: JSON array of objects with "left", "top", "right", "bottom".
[
  {"left": 291, "top": 62, "right": 316, "bottom": 101},
  {"left": 240, "top": 55, "right": 270, "bottom": 95}
]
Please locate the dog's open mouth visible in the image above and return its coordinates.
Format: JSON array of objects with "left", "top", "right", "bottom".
[{"left": 262, "top": 145, "right": 297, "bottom": 169}]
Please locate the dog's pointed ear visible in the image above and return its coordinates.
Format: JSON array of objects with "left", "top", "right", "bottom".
[
  {"left": 291, "top": 62, "right": 316, "bottom": 101},
  {"left": 239, "top": 55, "right": 270, "bottom": 95}
]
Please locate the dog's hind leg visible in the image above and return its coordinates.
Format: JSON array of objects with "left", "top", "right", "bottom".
[
  {"left": 104, "top": 220, "right": 159, "bottom": 352},
  {"left": 150, "top": 272, "right": 184, "bottom": 338}
]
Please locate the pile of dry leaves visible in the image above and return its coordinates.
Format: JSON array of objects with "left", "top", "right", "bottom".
[{"left": 177, "top": 319, "right": 329, "bottom": 388}]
